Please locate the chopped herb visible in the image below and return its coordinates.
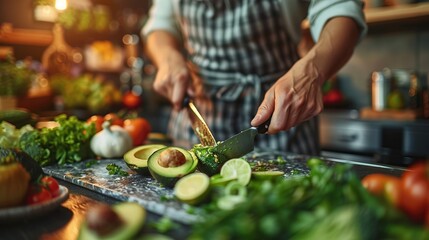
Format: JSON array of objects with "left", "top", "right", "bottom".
[
  {"left": 290, "top": 169, "right": 301, "bottom": 175},
  {"left": 106, "top": 163, "right": 129, "bottom": 176},
  {"left": 150, "top": 217, "right": 177, "bottom": 233},
  {"left": 85, "top": 159, "right": 98, "bottom": 168},
  {"left": 160, "top": 195, "right": 174, "bottom": 202}
]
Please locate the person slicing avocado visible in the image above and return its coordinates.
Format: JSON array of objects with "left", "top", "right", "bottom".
[{"left": 142, "top": 0, "right": 367, "bottom": 155}]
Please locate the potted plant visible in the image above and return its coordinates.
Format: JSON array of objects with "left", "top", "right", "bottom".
[{"left": 0, "top": 59, "right": 34, "bottom": 109}]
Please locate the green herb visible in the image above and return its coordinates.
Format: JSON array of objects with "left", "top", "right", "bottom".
[
  {"left": 18, "top": 114, "right": 95, "bottom": 166},
  {"left": 160, "top": 195, "right": 174, "bottom": 202},
  {"left": 150, "top": 217, "right": 177, "bottom": 233},
  {"left": 0, "top": 59, "right": 34, "bottom": 97},
  {"left": 106, "top": 163, "right": 129, "bottom": 176},
  {"left": 189, "top": 161, "right": 428, "bottom": 240},
  {"left": 85, "top": 159, "right": 98, "bottom": 168}
]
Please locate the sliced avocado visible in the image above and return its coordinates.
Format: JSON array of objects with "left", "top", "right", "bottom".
[
  {"left": 191, "top": 145, "right": 228, "bottom": 176},
  {"left": 0, "top": 147, "right": 44, "bottom": 182},
  {"left": 78, "top": 202, "right": 146, "bottom": 240},
  {"left": 148, "top": 147, "right": 197, "bottom": 188},
  {"left": 124, "top": 144, "right": 166, "bottom": 176}
]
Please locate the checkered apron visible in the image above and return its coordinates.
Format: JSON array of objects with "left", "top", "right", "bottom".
[{"left": 168, "top": 0, "right": 319, "bottom": 155}]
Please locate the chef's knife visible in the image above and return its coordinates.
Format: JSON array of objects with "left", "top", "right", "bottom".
[
  {"left": 213, "top": 118, "right": 271, "bottom": 159},
  {"left": 183, "top": 97, "right": 217, "bottom": 146}
]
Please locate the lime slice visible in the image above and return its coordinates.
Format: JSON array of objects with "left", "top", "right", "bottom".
[
  {"left": 174, "top": 172, "right": 210, "bottom": 205},
  {"left": 210, "top": 174, "right": 237, "bottom": 186},
  {"left": 252, "top": 170, "right": 284, "bottom": 180},
  {"left": 217, "top": 182, "right": 247, "bottom": 210},
  {"left": 220, "top": 158, "right": 252, "bottom": 186}
]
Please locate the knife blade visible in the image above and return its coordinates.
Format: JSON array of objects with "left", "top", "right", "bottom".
[
  {"left": 213, "top": 118, "right": 271, "bottom": 159},
  {"left": 183, "top": 97, "right": 217, "bottom": 146}
]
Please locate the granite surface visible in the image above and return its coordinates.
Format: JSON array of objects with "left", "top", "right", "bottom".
[{"left": 42, "top": 150, "right": 312, "bottom": 224}]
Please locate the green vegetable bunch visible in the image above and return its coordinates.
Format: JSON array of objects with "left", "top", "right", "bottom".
[
  {"left": 50, "top": 74, "right": 122, "bottom": 113},
  {"left": 0, "top": 60, "right": 34, "bottom": 97},
  {"left": 18, "top": 114, "right": 96, "bottom": 166},
  {"left": 190, "top": 161, "right": 429, "bottom": 240}
]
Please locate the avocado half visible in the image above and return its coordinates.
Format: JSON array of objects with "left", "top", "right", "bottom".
[
  {"left": 123, "top": 144, "right": 166, "bottom": 176},
  {"left": 147, "top": 147, "right": 198, "bottom": 188},
  {"left": 78, "top": 202, "right": 146, "bottom": 240}
]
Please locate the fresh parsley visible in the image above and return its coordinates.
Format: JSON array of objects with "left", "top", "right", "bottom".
[{"left": 106, "top": 163, "right": 129, "bottom": 176}]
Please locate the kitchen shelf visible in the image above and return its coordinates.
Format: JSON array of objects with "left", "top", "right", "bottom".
[
  {"left": 365, "top": 2, "right": 429, "bottom": 23},
  {"left": 365, "top": 3, "right": 429, "bottom": 32},
  {"left": 0, "top": 23, "right": 53, "bottom": 46}
]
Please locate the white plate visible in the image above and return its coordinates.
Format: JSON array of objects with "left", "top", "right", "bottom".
[{"left": 0, "top": 185, "right": 69, "bottom": 222}]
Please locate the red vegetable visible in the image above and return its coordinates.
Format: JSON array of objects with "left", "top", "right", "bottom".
[
  {"left": 123, "top": 118, "right": 151, "bottom": 146},
  {"left": 399, "top": 161, "right": 429, "bottom": 225},
  {"left": 361, "top": 173, "right": 401, "bottom": 207},
  {"left": 26, "top": 185, "right": 52, "bottom": 205},
  {"left": 41, "top": 176, "right": 60, "bottom": 197}
]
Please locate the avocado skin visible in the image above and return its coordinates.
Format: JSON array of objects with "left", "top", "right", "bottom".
[
  {"left": 148, "top": 147, "right": 197, "bottom": 188},
  {"left": 126, "top": 163, "right": 151, "bottom": 176},
  {"left": 191, "top": 145, "right": 228, "bottom": 177},
  {"left": 123, "top": 144, "right": 166, "bottom": 176},
  {"left": 0, "top": 147, "right": 44, "bottom": 182}
]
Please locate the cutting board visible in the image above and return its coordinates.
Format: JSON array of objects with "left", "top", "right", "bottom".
[
  {"left": 42, "top": 151, "right": 311, "bottom": 224},
  {"left": 360, "top": 107, "right": 420, "bottom": 120}
]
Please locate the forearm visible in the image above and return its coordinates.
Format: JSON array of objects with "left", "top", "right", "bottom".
[
  {"left": 302, "top": 17, "right": 361, "bottom": 84},
  {"left": 145, "top": 30, "right": 183, "bottom": 67}
]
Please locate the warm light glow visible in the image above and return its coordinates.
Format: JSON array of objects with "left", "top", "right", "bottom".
[{"left": 55, "top": 0, "right": 67, "bottom": 11}]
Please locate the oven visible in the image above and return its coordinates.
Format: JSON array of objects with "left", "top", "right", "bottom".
[{"left": 319, "top": 109, "right": 429, "bottom": 167}]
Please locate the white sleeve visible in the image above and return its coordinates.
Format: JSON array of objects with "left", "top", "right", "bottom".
[
  {"left": 308, "top": 0, "right": 367, "bottom": 42},
  {"left": 141, "top": 0, "right": 180, "bottom": 39}
]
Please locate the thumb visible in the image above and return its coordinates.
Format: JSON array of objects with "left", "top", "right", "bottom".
[{"left": 251, "top": 95, "right": 274, "bottom": 127}]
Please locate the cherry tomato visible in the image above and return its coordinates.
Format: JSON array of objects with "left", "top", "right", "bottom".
[
  {"left": 122, "top": 91, "right": 142, "bottom": 110},
  {"left": 41, "top": 176, "right": 60, "bottom": 197},
  {"left": 87, "top": 115, "right": 104, "bottom": 133},
  {"left": 123, "top": 118, "right": 152, "bottom": 146},
  {"left": 400, "top": 161, "right": 429, "bottom": 224},
  {"left": 361, "top": 173, "right": 401, "bottom": 207},
  {"left": 104, "top": 113, "right": 124, "bottom": 127},
  {"left": 26, "top": 185, "right": 52, "bottom": 205}
]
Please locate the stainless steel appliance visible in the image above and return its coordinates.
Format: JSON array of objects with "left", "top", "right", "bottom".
[{"left": 319, "top": 109, "right": 429, "bottom": 166}]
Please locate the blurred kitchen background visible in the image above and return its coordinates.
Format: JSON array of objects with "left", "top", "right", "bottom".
[{"left": 1, "top": 0, "right": 428, "bottom": 166}]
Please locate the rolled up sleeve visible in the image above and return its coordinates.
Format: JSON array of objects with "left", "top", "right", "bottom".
[
  {"left": 141, "top": 0, "right": 179, "bottom": 39},
  {"left": 308, "top": 0, "right": 367, "bottom": 42}
]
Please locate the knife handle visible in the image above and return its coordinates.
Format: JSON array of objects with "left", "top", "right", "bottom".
[
  {"left": 182, "top": 96, "right": 191, "bottom": 108},
  {"left": 256, "top": 117, "right": 271, "bottom": 134}
]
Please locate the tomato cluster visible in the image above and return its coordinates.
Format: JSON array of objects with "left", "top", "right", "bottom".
[
  {"left": 362, "top": 161, "right": 429, "bottom": 228},
  {"left": 86, "top": 113, "right": 151, "bottom": 146},
  {"left": 26, "top": 176, "right": 60, "bottom": 205}
]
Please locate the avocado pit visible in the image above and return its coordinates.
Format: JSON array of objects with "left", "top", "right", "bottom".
[
  {"left": 86, "top": 203, "right": 124, "bottom": 236},
  {"left": 158, "top": 148, "right": 187, "bottom": 168}
]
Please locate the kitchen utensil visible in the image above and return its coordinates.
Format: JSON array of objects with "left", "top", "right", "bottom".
[
  {"left": 213, "top": 118, "right": 270, "bottom": 159},
  {"left": 183, "top": 97, "right": 216, "bottom": 146}
]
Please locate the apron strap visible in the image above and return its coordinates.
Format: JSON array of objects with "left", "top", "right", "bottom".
[{"left": 195, "top": 68, "right": 284, "bottom": 102}]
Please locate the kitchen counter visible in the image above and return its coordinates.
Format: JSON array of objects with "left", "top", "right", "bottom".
[{"left": 0, "top": 152, "right": 406, "bottom": 240}]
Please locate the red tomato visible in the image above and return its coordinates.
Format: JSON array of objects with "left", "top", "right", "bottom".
[
  {"left": 104, "top": 113, "right": 124, "bottom": 127},
  {"left": 87, "top": 115, "right": 104, "bottom": 133},
  {"left": 26, "top": 185, "right": 52, "bottom": 205},
  {"left": 400, "top": 161, "right": 429, "bottom": 224},
  {"left": 323, "top": 89, "right": 343, "bottom": 105},
  {"left": 123, "top": 118, "right": 152, "bottom": 146},
  {"left": 361, "top": 173, "right": 401, "bottom": 207},
  {"left": 41, "top": 176, "right": 60, "bottom": 197},
  {"left": 122, "top": 91, "right": 142, "bottom": 110}
]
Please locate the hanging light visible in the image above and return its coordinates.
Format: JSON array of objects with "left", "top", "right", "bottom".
[{"left": 55, "top": 0, "right": 67, "bottom": 11}]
